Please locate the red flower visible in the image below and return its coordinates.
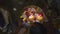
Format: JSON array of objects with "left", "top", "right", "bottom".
[
  {"left": 25, "top": 11, "right": 30, "bottom": 17},
  {"left": 38, "top": 13, "right": 43, "bottom": 17}
]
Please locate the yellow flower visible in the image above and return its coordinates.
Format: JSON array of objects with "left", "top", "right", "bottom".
[
  {"left": 36, "top": 15, "right": 43, "bottom": 21},
  {"left": 23, "top": 18, "right": 26, "bottom": 21},
  {"left": 20, "top": 16, "right": 23, "bottom": 18},
  {"left": 28, "top": 15, "right": 35, "bottom": 21}
]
